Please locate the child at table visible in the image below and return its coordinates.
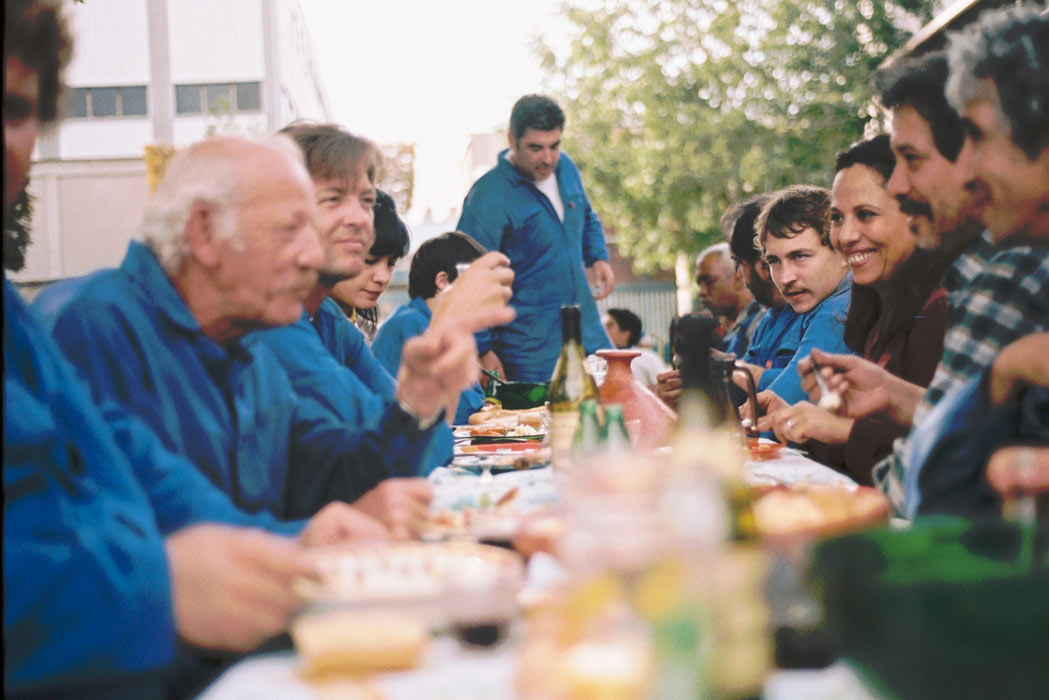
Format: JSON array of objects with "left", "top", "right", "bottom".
[{"left": 373, "top": 232, "right": 489, "bottom": 425}]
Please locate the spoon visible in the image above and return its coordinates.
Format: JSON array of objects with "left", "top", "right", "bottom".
[{"left": 809, "top": 355, "right": 842, "bottom": 412}]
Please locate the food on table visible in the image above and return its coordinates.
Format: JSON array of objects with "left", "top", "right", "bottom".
[
  {"left": 511, "top": 511, "right": 569, "bottom": 558},
  {"left": 467, "top": 404, "right": 547, "bottom": 427},
  {"left": 752, "top": 484, "right": 890, "bottom": 538},
  {"left": 292, "top": 609, "right": 428, "bottom": 675},
  {"left": 747, "top": 438, "right": 785, "bottom": 461}
]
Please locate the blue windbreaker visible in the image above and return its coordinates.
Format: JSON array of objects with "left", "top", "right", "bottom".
[
  {"left": 247, "top": 298, "right": 452, "bottom": 473},
  {"left": 4, "top": 275, "right": 174, "bottom": 698},
  {"left": 36, "top": 242, "right": 438, "bottom": 520},
  {"left": 457, "top": 150, "right": 612, "bottom": 381},
  {"left": 742, "top": 277, "right": 854, "bottom": 404}
]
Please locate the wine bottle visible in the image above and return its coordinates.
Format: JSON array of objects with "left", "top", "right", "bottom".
[{"left": 549, "top": 306, "right": 599, "bottom": 468}]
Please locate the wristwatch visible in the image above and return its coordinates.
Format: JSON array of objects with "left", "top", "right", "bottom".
[{"left": 396, "top": 396, "right": 442, "bottom": 431}]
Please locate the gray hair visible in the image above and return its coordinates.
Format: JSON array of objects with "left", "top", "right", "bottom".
[
  {"left": 138, "top": 134, "right": 306, "bottom": 274},
  {"left": 946, "top": 4, "right": 1049, "bottom": 160},
  {"left": 698, "top": 241, "right": 734, "bottom": 277}
]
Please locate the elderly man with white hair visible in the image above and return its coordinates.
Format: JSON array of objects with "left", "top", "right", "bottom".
[{"left": 36, "top": 135, "right": 514, "bottom": 527}]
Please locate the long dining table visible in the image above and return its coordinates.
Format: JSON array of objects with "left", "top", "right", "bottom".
[{"left": 197, "top": 447, "right": 890, "bottom": 700}]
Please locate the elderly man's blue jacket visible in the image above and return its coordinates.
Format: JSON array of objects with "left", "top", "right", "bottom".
[
  {"left": 457, "top": 150, "right": 612, "bottom": 382},
  {"left": 742, "top": 276, "right": 854, "bottom": 405},
  {"left": 36, "top": 242, "right": 438, "bottom": 520},
  {"left": 246, "top": 297, "right": 452, "bottom": 473}
]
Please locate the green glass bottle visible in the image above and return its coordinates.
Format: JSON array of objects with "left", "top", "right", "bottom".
[
  {"left": 602, "top": 404, "right": 632, "bottom": 453},
  {"left": 572, "top": 399, "right": 604, "bottom": 455}
]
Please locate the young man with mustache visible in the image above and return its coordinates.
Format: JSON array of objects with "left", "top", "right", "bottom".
[{"left": 735, "top": 185, "right": 853, "bottom": 408}]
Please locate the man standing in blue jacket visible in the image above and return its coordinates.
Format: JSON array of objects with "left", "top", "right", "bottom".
[{"left": 458, "top": 94, "right": 615, "bottom": 382}]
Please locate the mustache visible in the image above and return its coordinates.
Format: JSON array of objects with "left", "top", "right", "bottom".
[{"left": 897, "top": 195, "right": 933, "bottom": 220}]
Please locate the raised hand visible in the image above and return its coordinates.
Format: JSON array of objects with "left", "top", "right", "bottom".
[{"left": 655, "top": 369, "right": 681, "bottom": 409}]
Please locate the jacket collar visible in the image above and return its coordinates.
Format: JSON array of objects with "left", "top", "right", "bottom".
[
  {"left": 121, "top": 241, "right": 251, "bottom": 362},
  {"left": 497, "top": 148, "right": 565, "bottom": 188},
  {"left": 408, "top": 294, "right": 433, "bottom": 321}
]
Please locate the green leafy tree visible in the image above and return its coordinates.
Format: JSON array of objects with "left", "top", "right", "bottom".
[
  {"left": 540, "top": 0, "right": 935, "bottom": 272},
  {"left": 4, "top": 186, "right": 34, "bottom": 273},
  {"left": 380, "top": 141, "right": 415, "bottom": 216}
]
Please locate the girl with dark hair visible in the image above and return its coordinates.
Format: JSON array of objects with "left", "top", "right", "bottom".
[
  {"left": 330, "top": 190, "right": 411, "bottom": 341},
  {"left": 762, "top": 134, "right": 950, "bottom": 485}
]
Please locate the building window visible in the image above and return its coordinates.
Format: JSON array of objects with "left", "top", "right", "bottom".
[
  {"left": 174, "top": 82, "right": 262, "bottom": 114},
  {"left": 66, "top": 86, "right": 149, "bottom": 118}
]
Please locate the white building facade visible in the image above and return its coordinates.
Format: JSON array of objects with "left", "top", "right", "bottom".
[{"left": 14, "top": 0, "right": 329, "bottom": 285}]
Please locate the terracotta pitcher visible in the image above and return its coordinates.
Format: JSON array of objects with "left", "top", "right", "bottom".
[{"left": 596, "top": 349, "right": 677, "bottom": 450}]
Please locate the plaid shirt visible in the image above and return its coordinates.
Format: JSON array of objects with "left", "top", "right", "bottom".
[{"left": 873, "top": 240, "right": 1049, "bottom": 512}]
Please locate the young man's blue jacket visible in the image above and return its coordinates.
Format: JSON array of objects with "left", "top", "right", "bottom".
[
  {"left": 246, "top": 297, "right": 452, "bottom": 473},
  {"left": 457, "top": 150, "right": 612, "bottom": 382},
  {"left": 373, "top": 296, "right": 485, "bottom": 425},
  {"left": 35, "top": 242, "right": 438, "bottom": 520},
  {"left": 742, "top": 276, "right": 854, "bottom": 405}
]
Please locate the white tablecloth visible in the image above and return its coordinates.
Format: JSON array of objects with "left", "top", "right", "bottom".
[{"left": 198, "top": 452, "right": 869, "bottom": 699}]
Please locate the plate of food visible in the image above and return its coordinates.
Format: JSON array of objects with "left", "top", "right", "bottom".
[
  {"left": 294, "top": 541, "right": 525, "bottom": 629},
  {"left": 752, "top": 484, "right": 891, "bottom": 542},
  {"left": 747, "top": 437, "right": 785, "bottom": 461},
  {"left": 452, "top": 445, "right": 551, "bottom": 474}
]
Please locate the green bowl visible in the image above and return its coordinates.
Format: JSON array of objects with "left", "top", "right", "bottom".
[
  {"left": 494, "top": 381, "right": 549, "bottom": 409},
  {"left": 811, "top": 517, "right": 1049, "bottom": 700}
]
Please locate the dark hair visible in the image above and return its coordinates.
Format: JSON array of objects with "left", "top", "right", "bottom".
[
  {"left": 279, "top": 121, "right": 383, "bottom": 185},
  {"left": 947, "top": 5, "right": 1049, "bottom": 160},
  {"left": 755, "top": 185, "right": 833, "bottom": 252},
  {"left": 509, "top": 95, "right": 565, "bottom": 141},
  {"left": 835, "top": 134, "right": 895, "bottom": 182},
  {"left": 834, "top": 136, "right": 952, "bottom": 353},
  {"left": 607, "top": 308, "right": 643, "bottom": 347},
  {"left": 878, "top": 52, "right": 965, "bottom": 162},
  {"left": 371, "top": 190, "right": 411, "bottom": 260},
  {"left": 5, "top": 0, "right": 71, "bottom": 123},
  {"left": 724, "top": 194, "right": 773, "bottom": 265},
  {"left": 408, "top": 231, "right": 486, "bottom": 299}
]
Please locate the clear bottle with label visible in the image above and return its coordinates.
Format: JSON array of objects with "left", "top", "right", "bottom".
[{"left": 549, "top": 306, "right": 599, "bottom": 469}]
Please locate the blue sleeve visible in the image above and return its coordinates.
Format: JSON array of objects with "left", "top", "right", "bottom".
[
  {"left": 457, "top": 181, "right": 509, "bottom": 256},
  {"left": 349, "top": 341, "right": 397, "bottom": 400},
  {"left": 760, "top": 302, "right": 853, "bottom": 404},
  {"left": 283, "top": 394, "right": 441, "bottom": 517},
  {"left": 4, "top": 283, "right": 177, "bottom": 693},
  {"left": 101, "top": 398, "right": 302, "bottom": 536}
]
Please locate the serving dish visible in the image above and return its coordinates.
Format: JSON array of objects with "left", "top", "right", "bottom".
[{"left": 296, "top": 541, "right": 526, "bottom": 629}]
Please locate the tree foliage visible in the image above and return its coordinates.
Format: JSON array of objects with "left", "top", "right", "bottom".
[
  {"left": 4, "top": 186, "right": 34, "bottom": 273},
  {"left": 540, "top": 0, "right": 935, "bottom": 272},
  {"left": 380, "top": 141, "right": 416, "bottom": 216}
]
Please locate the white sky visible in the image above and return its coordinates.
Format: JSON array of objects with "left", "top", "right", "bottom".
[{"left": 299, "top": 0, "right": 569, "bottom": 224}]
